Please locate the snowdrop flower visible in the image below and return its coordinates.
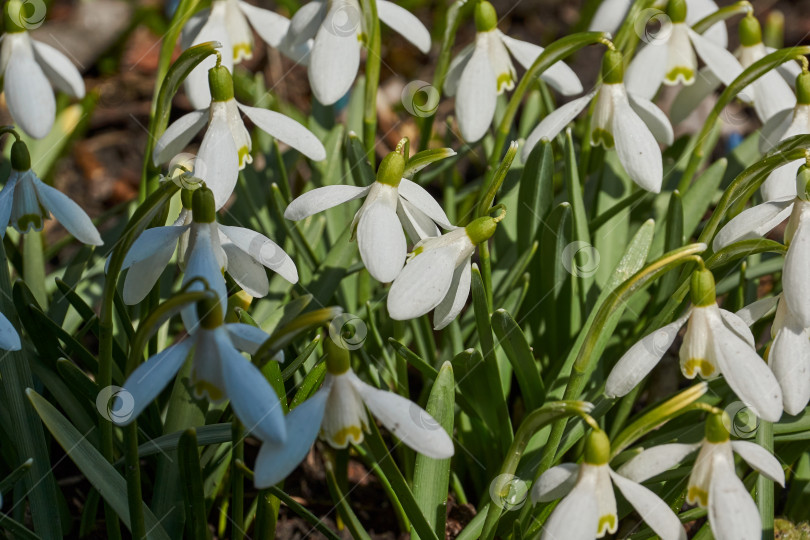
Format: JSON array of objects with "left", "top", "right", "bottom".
[
  {"left": 0, "top": 1, "right": 85, "bottom": 138},
  {"left": 115, "top": 294, "right": 286, "bottom": 444},
  {"left": 756, "top": 72, "right": 810, "bottom": 201},
  {"left": 531, "top": 430, "right": 685, "bottom": 540},
  {"left": 284, "top": 147, "right": 454, "bottom": 282},
  {"left": 0, "top": 312, "right": 21, "bottom": 351},
  {"left": 254, "top": 339, "right": 454, "bottom": 487},
  {"left": 444, "top": 1, "right": 582, "bottom": 142},
  {"left": 618, "top": 414, "right": 785, "bottom": 540},
  {"left": 120, "top": 186, "right": 297, "bottom": 326},
  {"left": 523, "top": 50, "right": 672, "bottom": 193},
  {"left": 281, "top": 0, "right": 431, "bottom": 105},
  {"left": 0, "top": 138, "right": 102, "bottom": 246},
  {"left": 154, "top": 62, "right": 326, "bottom": 208},
  {"left": 624, "top": 0, "right": 744, "bottom": 103},
  {"left": 181, "top": 0, "right": 293, "bottom": 108},
  {"left": 387, "top": 210, "right": 503, "bottom": 329},
  {"left": 605, "top": 267, "right": 783, "bottom": 422}
]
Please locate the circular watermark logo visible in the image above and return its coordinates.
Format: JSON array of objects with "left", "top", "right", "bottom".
[
  {"left": 168, "top": 153, "right": 206, "bottom": 190},
  {"left": 401, "top": 80, "right": 440, "bottom": 118},
  {"left": 643, "top": 326, "right": 677, "bottom": 357},
  {"left": 324, "top": 3, "right": 361, "bottom": 37},
  {"left": 408, "top": 402, "right": 442, "bottom": 431},
  {"left": 489, "top": 474, "right": 529, "bottom": 511},
  {"left": 329, "top": 313, "right": 367, "bottom": 350},
  {"left": 561, "top": 241, "right": 600, "bottom": 278},
  {"left": 7, "top": 0, "right": 46, "bottom": 30},
  {"left": 96, "top": 385, "right": 135, "bottom": 424},
  {"left": 247, "top": 233, "right": 288, "bottom": 268},
  {"left": 634, "top": 8, "right": 672, "bottom": 45},
  {"left": 723, "top": 401, "right": 759, "bottom": 439}
]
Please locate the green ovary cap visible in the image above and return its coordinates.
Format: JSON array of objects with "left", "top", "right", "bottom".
[
  {"left": 376, "top": 151, "right": 405, "bottom": 187},
  {"left": 796, "top": 71, "right": 810, "bottom": 105},
  {"left": 208, "top": 65, "right": 234, "bottom": 102},
  {"left": 475, "top": 1, "right": 498, "bottom": 32},
  {"left": 796, "top": 164, "right": 810, "bottom": 201},
  {"left": 666, "top": 0, "right": 687, "bottom": 24},
  {"left": 181, "top": 188, "right": 194, "bottom": 209},
  {"left": 705, "top": 413, "right": 730, "bottom": 443},
  {"left": 601, "top": 50, "right": 624, "bottom": 85},
  {"left": 197, "top": 295, "right": 224, "bottom": 329},
  {"left": 690, "top": 268, "right": 716, "bottom": 307},
  {"left": 324, "top": 337, "right": 351, "bottom": 375},
  {"left": 739, "top": 15, "right": 762, "bottom": 47},
  {"left": 192, "top": 186, "right": 217, "bottom": 223},
  {"left": 584, "top": 429, "right": 611, "bottom": 465},
  {"left": 465, "top": 215, "right": 499, "bottom": 245},
  {"left": 10, "top": 140, "right": 30, "bottom": 171}
]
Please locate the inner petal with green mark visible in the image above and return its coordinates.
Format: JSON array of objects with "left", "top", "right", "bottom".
[
  {"left": 324, "top": 424, "right": 365, "bottom": 447},
  {"left": 665, "top": 66, "right": 695, "bottom": 85},
  {"left": 681, "top": 357, "right": 716, "bottom": 378},
  {"left": 687, "top": 485, "right": 709, "bottom": 507},
  {"left": 597, "top": 514, "right": 617, "bottom": 536}
]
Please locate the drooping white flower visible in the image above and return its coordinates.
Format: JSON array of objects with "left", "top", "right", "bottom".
[
  {"left": 605, "top": 267, "right": 783, "bottom": 422},
  {"left": 116, "top": 294, "right": 286, "bottom": 444},
  {"left": 253, "top": 339, "right": 453, "bottom": 488},
  {"left": 532, "top": 430, "right": 686, "bottom": 540},
  {"left": 0, "top": 4, "right": 85, "bottom": 139},
  {"left": 618, "top": 414, "right": 785, "bottom": 540},
  {"left": 0, "top": 312, "right": 21, "bottom": 351},
  {"left": 0, "top": 139, "right": 102, "bottom": 246},
  {"left": 624, "top": 0, "right": 744, "bottom": 103},
  {"left": 444, "top": 1, "right": 582, "bottom": 142},
  {"left": 284, "top": 148, "right": 454, "bottom": 283},
  {"left": 387, "top": 212, "right": 503, "bottom": 329},
  {"left": 280, "top": 0, "right": 431, "bottom": 105},
  {"left": 181, "top": 0, "right": 292, "bottom": 108},
  {"left": 154, "top": 63, "right": 326, "bottom": 209},
  {"left": 120, "top": 186, "right": 297, "bottom": 328},
  {"left": 523, "top": 50, "right": 672, "bottom": 193}
]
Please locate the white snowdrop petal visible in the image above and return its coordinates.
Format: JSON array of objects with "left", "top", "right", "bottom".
[
  {"left": 761, "top": 161, "right": 803, "bottom": 202},
  {"left": 718, "top": 309, "right": 757, "bottom": 349},
  {"left": 32, "top": 177, "right": 103, "bottom": 245},
  {"left": 309, "top": 6, "right": 361, "bottom": 105},
  {"left": 225, "top": 323, "right": 271, "bottom": 356},
  {"left": 735, "top": 296, "right": 780, "bottom": 326},
  {"left": 284, "top": 185, "right": 370, "bottom": 220},
  {"left": 708, "top": 453, "right": 762, "bottom": 540},
  {"left": 605, "top": 311, "right": 690, "bottom": 398},
  {"left": 31, "top": 40, "right": 85, "bottom": 98},
  {"left": 628, "top": 94, "right": 674, "bottom": 145},
  {"left": 433, "top": 259, "right": 471, "bottom": 330},
  {"left": 181, "top": 228, "right": 228, "bottom": 331},
  {"left": 0, "top": 312, "right": 21, "bottom": 351},
  {"left": 237, "top": 1, "right": 290, "bottom": 48},
  {"left": 612, "top": 94, "right": 663, "bottom": 193},
  {"left": 286, "top": 0, "right": 326, "bottom": 45},
  {"left": 236, "top": 103, "right": 326, "bottom": 161},
  {"left": 5, "top": 40, "right": 55, "bottom": 139},
  {"left": 218, "top": 330, "right": 286, "bottom": 444},
  {"left": 730, "top": 441, "right": 785, "bottom": 486},
  {"left": 222, "top": 242, "right": 270, "bottom": 298},
  {"left": 531, "top": 463, "right": 578, "bottom": 503},
  {"left": 118, "top": 339, "right": 194, "bottom": 425},
  {"left": 351, "top": 374, "right": 454, "bottom": 458},
  {"left": 387, "top": 247, "right": 457, "bottom": 320},
  {"left": 669, "top": 67, "right": 721, "bottom": 125},
  {"left": 609, "top": 470, "right": 687, "bottom": 540},
  {"left": 685, "top": 0, "right": 727, "bottom": 47},
  {"left": 625, "top": 43, "right": 670, "bottom": 101},
  {"left": 617, "top": 443, "right": 700, "bottom": 483},
  {"left": 783, "top": 215, "right": 810, "bottom": 328},
  {"left": 397, "top": 178, "right": 453, "bottom": 229},
  {"left": 185, "top": 13, "right": 233, "bottom": 109},
  {"left": 770, "top": 322, "right": 810, "bottom": 416},
  {"left": 751, "top": 69, "right": 796, "bottom": 124},
  {"left": 456, "top": 38, "right": 497, "bottom": 142},
  {"left": 253, "top": 388, "right": 328, "bottom": 488},
  {"left": 540, "top": 476, "right": 599, "bottom": 540},
  {"left": 397, "top": 198, "right": 439, "bottom": 243},
  {"left": 357, "top": 200, "right": 407, "bottom": 282},
  {"left": 377, "top": 0, "right": 430, "bottom": 53},
  {"left": 687, "top": 28, "right": 744, "bottom": 89},
  {"left": 712, "top": 198, "right": 794, "bottom": 251},
  {"left": 153, "top": 109, "right": 208, "bottom": 165},
  {"left": 123, "top": 226, "right": 188, "bottom": 304},
  {"left": 0, "top": 174, "right": 19, "bottom": 235},
  {"left": 759, "top": 107, "right": 794, "bottom": 154},
  {"left": 196, "top": 109, "right": 239, "bottom": 210},
  {"left": 522, "top": 91, "right": 596, "bottom": 159},
  {"left": 709, "top": 317, "right": 783, "bottom": 422},
  {"left": 444, "top": 43, "right": 474, "bottom": 97},
  {"left": 219, "top": 225, "right": 298, "bottom": 284},
  {"left": 588, "top": 0, "right": 632, "bottom": 33},
  {"left": 499, "top": 34, "right": 582, "bottom": 95}
]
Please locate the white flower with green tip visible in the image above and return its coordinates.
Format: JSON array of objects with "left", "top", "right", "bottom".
[
  {"left": 387, "top": 211, "right": 503, "bottom": 329},
  {"left": 0, "top": 312, "right": 21, "bottom": 351},
  {"left": 284, "top": 148, "right": 454, "bottom": 283},
  {"left": 532, "top": 430, "right": 686, "bottom": 540},
  {"left": 0, "top": 139, "right": 102, "bottom": 246},
  {"left": 523, "top": 49, "right": 672, "bottom": 193},
  {"left": 154, "top": 63, "right": 326, "bottom": 209},
  {"left": 120, "top": 186, "right": 297, "bottom": 328},
  {"left": 116, "top": 294, "right": 287, "bottom": 444},
  {"left": 280, "top": 0, "right": 431, "bottom": 105},
  {"left": 444, "top": 1, "right": 582, "bottom": 142},
  {"left": 618, "top": 414, "right": 785, "bottom": 540},
  {"left": 605, "top": 267, "right": 783, "bottom": 422},
  {"left": 181, "top": 0, "right": 292, "bottom": 108},
  {"left": 253, "top": 339, "right": 453, "bottom": 488},
  {"left": 0, "top": 2, "right": 85, "bottom": 139}
]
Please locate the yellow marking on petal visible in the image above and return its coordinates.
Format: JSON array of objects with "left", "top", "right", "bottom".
[
  {"left": 193, "top": 379, "right": 224, "bottom": 402},
  {"left": 238, "top": 146, "right": 251, "bottom": 169},
  {"left": 325, "top": 425, "right": 365, "bottom": 448},
  {"left": 496, "top": 72, "right": 515, "bottom": 94},
  {"left": 665, "top": 67, "right": 695, "bottom": 85},
  {"left": 597, "top": 514, "right": 617, "bottom": 537},
  {"left": 682, "top": 358, "right": 716, "bottom": 378},
  {"left": 15, "top": 214, "right": 44, "bottom": 233},
  {"left": 233, "top": 43, "right": 253, "bottom": 62},
  {"left": 591, "top": 128, "right": 615, "bottom": 149},
  {"left": 687, "top": 486, "right": 708, "bottom": 507}
]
